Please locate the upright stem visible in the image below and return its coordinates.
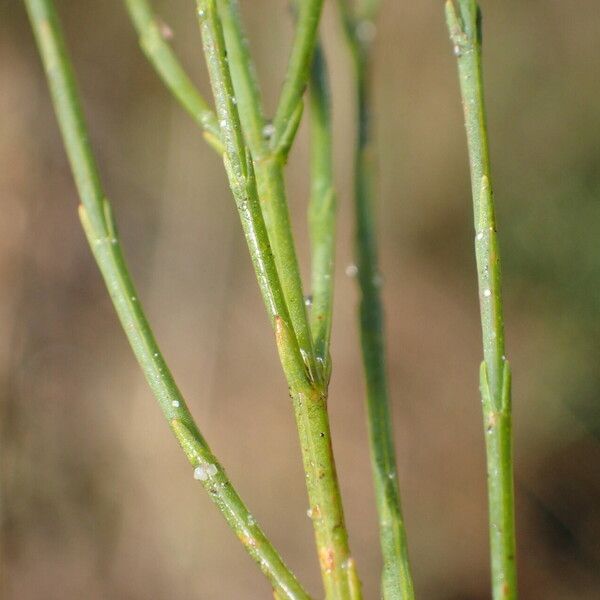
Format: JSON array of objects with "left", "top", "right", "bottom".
[
  {"left": 216, "top": 0, "right": 266, "bottom": 154},
  {"left": 196, "top": 2, "right": 360, "bottom": 598},
  {"left": 337, "top": 2, "right": 415, "bottom": 599},
  {"left": 24, "top": 2, "right": 310, "bottom": 598},
  {"left": 308, "top": 42, "right": 336, "bottom": 379},
  {"left": 216, "top": 0, "right": 320, "bottom": 383},
  {"left": 271, "top": 0, "right": 324, "bottom": 152},
  {"left": 446, "top": 2, "right": 517, "bottom": 599},
  {"left": 123, "top": 0, "right": 222, "bottom": 151}
]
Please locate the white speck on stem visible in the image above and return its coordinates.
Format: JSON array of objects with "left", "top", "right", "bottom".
[
  {"left": 306, "top": 508, "right": 313, "bottom": 518},
  {"left": 193, "top": 466, "right": 208, "bottom": 481},
  {"left": 262, "top": 122, "right": 275, "bottom": 139},
  {"left": 345, "top": 264, "right": 358, "bottom": 277},
  {"left": 193, "top": 463, "right": 218, "bottom": 481},
  {"left": 304, "top": 295, "right": 313, "bottom": 307},
  {"left": 483, "top": 289, "right": 492, "bottom": 297},
  {"left": 219, "top": 119, "right": 227, "bottom": 128},
  {"left": 476, "top": 231, "right": 484, "bottom": 241},
  {"left": 172, "top": 400, "right": 180, "bottom": 408}
]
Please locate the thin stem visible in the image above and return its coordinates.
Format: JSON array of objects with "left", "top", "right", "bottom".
[
  {"left": 338, "top": 4, "right": 415, "bottom": 600},
  {"left": 271, "top": 0, "right": 324, "bottom": 152},
  {"left": 308, "top": 42, "right": 336, "bottom": 379},
  {"left": 195, "top": 0, "right": 293, "bottom": 339},
  {"left": 216, "top": 0, "right": 266, "bottom": 157},
  {"left": 24, "top": 2, "right": 310, "bottom": 598},
  {"left": 215, "top": 0, "right": 320, "bottom": 384},
  {"left": 123, "top": 0, "right": 222, "bottom": 151},
  {"left": 446, "top": 2, "right": 517, "bottom": 599},
  {"left": 196, "top": 3, "right": 360, "bottom": 598}
]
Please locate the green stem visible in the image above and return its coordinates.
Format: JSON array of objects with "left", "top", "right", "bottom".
[
  {"left": 271, "top": 0, "right": 324, "bottom": 152},
  {"left": 446, "top": 2, "right": 517, "bottom": 599},
  {"left": 25, "top": 2, "right": 310, "bottom": 598},
  {"left": 338, "top": 4, "right": 415, "bottom": 599},
  {"left": 216, "top": 0, "right": 319, "bottom": 384},
  {"left": 123, "top": 0, "right": 222, "bottom": 151},
  {"left": 216, "top": 0, "right": 266, "bottom": 157},
  {"left": 196, "top": 3, "right": 360, "bottom": 598},
  {"left": 220, "top": 0, "right": 316, "bottom": 374},
  {"left": 308, "top": 42, "right": 336, "bottom": 381}
]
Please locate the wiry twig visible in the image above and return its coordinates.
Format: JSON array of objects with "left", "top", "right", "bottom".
[
  {"left": 337, "top": 1, "right": 415, "bottom": 598},
  {"left": 446, "top": 2, "right": 517, "bottom": 598},
  {"left": 124, "top": 0, "right": 222, "bottom": 151},
  {"left": 308, "top": 42, "right": 336, "bottom": 380},
  {"left": 195, "top": 2, "right": 360, "bottom": 597}
]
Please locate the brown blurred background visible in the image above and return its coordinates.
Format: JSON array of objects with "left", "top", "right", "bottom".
[{"left": 2, "top": 1, "right": 600, "bottom": 598}]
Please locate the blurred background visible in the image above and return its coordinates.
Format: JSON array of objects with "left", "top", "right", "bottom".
[{"left": 2, "top": 0, "right": 600, "bottom": 598}]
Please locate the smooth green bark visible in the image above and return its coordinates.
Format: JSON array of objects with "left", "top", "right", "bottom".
[
  {"left": 24, "top": 2, "right": 310, "bottom": 598},
  {"left": 446, "top": 2, "right": 517, "bottom": 599}
]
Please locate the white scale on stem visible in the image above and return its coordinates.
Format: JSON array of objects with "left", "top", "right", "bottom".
[{"left": 194, "top": 463, "right": 218, "bottom": 481}]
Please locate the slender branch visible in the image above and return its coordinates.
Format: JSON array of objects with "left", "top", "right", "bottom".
[
  {"left": 123, "top": 0, "right": 222, "bottom": 151},
  {"left": 215, "top": 0, "right": 320, "bottom": 384},
  {"left": 24, "top": 2, "right": 310, "bottom": 598},
  {"left": 196, "top": 2, "right": 360, "bottom": 597},
  {"left": 216, "top": 0, "right": 266, "bottom": 157},
  {"left": 271, "top": 0, "right": 324, "bottom": 152},
  {"left": 446, "top": 3, "right": 517, "bottom": 599},
  {"left": 194, "top": 1, "right": 298, "bottom": 350},
  {"left": 308, "top": 42, "right": 336, "bottom": 380},
  {"left": 337, "top": 4, "right": 415, "bottom": 600}
]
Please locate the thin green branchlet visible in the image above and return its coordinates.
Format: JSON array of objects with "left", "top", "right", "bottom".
[
  {"left": 446, "top": 2, "right": 517, "bottom": 599},
  {"left": 194, "top": 0, "right": 298, "bottom": 357},
  {"left": 195, "top": 2, "right": 360, "bottom": 597},
  {"left": 271, "top": 0, "right": 324, "bottom": 152},
  {"left": 337, "top": 2, "right": 416, "bottom": 599},
  {"left": 215, "top": 0, "right": 320, "bottom": 385},
  {"left": 123, "top": 0, "right": 321, "bottom": 384},
  {"left": 308, "top": 42, "right": 336, "bottom": 380},
  {"left": 124, "top": 0, "right": 222, "bottom": 151},
  {"left": 215, "top": 0, "right": 266, "bottom": 157},
  {"left": 24, "top": 1, "right": 310, "bottom": 598}
]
